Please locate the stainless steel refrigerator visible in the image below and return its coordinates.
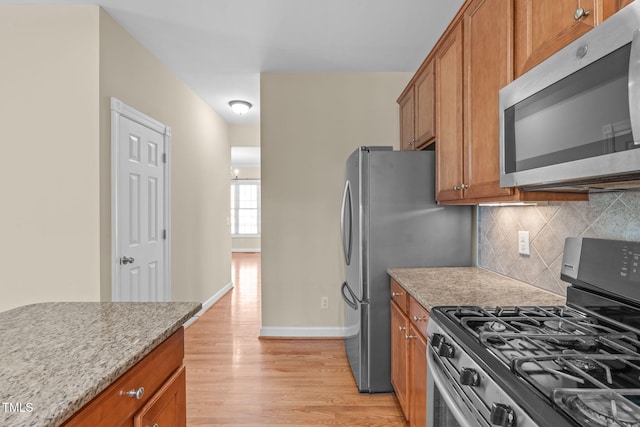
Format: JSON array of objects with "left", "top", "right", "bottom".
[{"left": 340, "top": 146, "right": 472, "bottom": 393}]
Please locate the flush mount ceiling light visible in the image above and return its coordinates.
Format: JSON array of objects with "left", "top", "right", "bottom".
[{"left": 228, "top": 100, "right": 252, "bottom": 115}]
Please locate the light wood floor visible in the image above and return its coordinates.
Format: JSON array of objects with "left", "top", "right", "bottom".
[{"left": 184, "top": 252, "right": 407, "bottom": 426}]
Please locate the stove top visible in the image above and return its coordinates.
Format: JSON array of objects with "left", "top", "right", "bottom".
[
  {"left": 428, "top": 239, "right": 640, "bottom": 426},
  {"left": 437, "top": 304, "right": 640, "bottom": 426}
]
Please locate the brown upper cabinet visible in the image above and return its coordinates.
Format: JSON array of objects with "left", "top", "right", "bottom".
[
  {"left": 461, "top": 0, "right": 515, "bottom": 201},
  {"left": 514, "top": 0, "right": 634, "bottom": 78},
  {"left": 399, "top": 0, "right": 636, "bottom": 204},
  {"left": 398, "top": 61, "right": 436, "bottom": 151},
  {"left": 437, "top": 0, "right": 558, "bottom": 203},
  {"left": 434, "top": 23, "right": 464, "bottom": 202}
]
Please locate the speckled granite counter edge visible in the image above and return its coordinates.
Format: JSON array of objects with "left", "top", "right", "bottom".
[
  {"left": 54, "top": 304, "right": 201, "bottom": 426},
  {"left": 387, "top": 267, "right": 565, "bottom": 311},
  {"left": 0, "top": 302, "right": 202, "bottom": 427}
]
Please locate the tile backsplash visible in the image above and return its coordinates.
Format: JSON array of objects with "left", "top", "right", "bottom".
[{"left": 478, "top": 192, "right": 640, "bottom": 296}]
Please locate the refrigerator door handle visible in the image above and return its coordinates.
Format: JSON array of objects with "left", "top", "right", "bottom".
[
  {"left": 341, "top": 281, "right": 359, "bottom": 310},
  {"left": 340, "top": 180, "right": 353, "bottom": 266}
]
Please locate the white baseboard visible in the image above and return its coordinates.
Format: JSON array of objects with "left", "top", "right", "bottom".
[
  {"left": 232, "top": 248, "right": 261, "bottom": 253},
  {"left": 259, "top": 326, "right": 348, "bottom": 338},
  {"left": 183, "top": 281, "right": 233, "bottom": 328}
]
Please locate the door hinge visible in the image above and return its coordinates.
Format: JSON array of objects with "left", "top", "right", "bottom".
[
  {"left": 162, "top": 153, "right": 167, "bottom": 163},
  {"left": 162, "top": 229, "right": 167, "bottom": 239}
]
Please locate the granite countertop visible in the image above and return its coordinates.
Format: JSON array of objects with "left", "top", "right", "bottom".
[
  {"left": 388, "top": 267, "right": 566, "bottom": 310},
  {"left": 0, "top": 301, "right": 201, "bottom": 427}
]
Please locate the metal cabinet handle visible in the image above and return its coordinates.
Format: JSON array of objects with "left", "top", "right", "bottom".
[
  {"left": 120, "top": 387, "right": 144, "bottom": 399},
  {"left": 121, "top": 256, "right": 135, "bottom": 265},
  {"left": 391, "top": 291, "right": 404, "bottom": 297},
  {"left": 453, "top": 185, "right": 460, "bottom": 191},
  {"left": 413, "top": 315, "right": 426, "bottom": 322},
  {"left": 460, "top": 183, "right": 469, "bottom": 189},
  {"left": 405, "top": 334, "right": 417, "bottom": 340},
  {"left": 574, "top": 7, "right": 590, "bottom": 20},
  {"left": 398, "top": 326, "right": 406, "bottom": 332}
]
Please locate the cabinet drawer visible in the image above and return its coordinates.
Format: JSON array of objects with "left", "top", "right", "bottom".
[
  {"left": 390, "top": 279, "right": 408, "bottom": 313},
  {"left": 134, "top": 366, "right": 186, "bottom": 427},
  {"left": 409, "top": 296, "right": 429, "bottom": 337},
  {"left": 63, "top": 328, "right": 184, "bottom": 426}
]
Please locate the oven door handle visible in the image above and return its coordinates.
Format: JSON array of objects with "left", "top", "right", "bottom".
[
  {"left": 630, "top": 28, "right": 640, "bottom": 143},
  {"left": 428, "top": 347, "right": 487, "bottom": 427}
]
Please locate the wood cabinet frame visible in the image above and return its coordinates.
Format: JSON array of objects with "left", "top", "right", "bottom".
[
  {"left": 398, "top": 61, "right": 436, "bottom": 151},
  {"left": 390, "top": 278, "right": 429, "bottom": 427}
]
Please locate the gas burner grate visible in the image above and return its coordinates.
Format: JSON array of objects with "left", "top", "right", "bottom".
[{"left": 554, "top": 389, "right": 640, "bottom": 427}]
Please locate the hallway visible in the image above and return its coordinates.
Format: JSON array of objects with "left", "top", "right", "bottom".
[{"left": 184, "top": 252, "right": 407, "bottom": 426}]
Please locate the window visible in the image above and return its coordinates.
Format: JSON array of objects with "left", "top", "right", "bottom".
[{"left": 230, "top": 180, "right": 260, "bottom": 236}]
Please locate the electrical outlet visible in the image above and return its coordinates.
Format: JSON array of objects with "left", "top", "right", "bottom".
[
  {"left": 518, "top": 231, "right": 530, "bottom": 256},
  {"left": 320, "top": 297, "right": 329, "bottom": 309}
]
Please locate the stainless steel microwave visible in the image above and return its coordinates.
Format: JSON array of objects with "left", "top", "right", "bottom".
[{"left": 500, "top": 3, "right": 640, "bottom": 191}]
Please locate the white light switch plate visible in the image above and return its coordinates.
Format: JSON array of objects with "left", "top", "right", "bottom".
[{"left": 518, "top": 231, "right": 530, "bottom": 256}]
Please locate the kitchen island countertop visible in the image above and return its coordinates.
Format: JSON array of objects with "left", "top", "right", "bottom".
[
  {"left": 0, "top": 301, "right": 201, "bottom": 427},
  {"left": 388, "top": 267, "right": 565, "bottom": 310}
]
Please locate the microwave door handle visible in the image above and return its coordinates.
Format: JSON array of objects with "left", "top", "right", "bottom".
[{"left": 629, "top": 28, "right": 640, "bottom": 143}]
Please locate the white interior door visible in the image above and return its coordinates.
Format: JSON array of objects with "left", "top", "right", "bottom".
[{"left": 112, "top": 99, "right": 171, "bottom": 302}]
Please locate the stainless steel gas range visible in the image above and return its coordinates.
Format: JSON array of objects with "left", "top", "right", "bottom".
[{"left": 427, "top": 237, "right": 640, "bottom": 427}]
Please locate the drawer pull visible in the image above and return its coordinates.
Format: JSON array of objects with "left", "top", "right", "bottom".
[
  {"left": 413, "top": 315, "right": 426, "bottom": 322},
  {"left": 405, "top": 334, "right": 417, "bottom": 340},
  {"left": 574, "top": 7, "right": 590, "bottom": 20},
  {"left": 121, "top": 387, "right": 144, "bottom": 400},
  {"left": 391, "top": 292, "right": 404, "bottom": 297},
  {"left": 398, "top": 326, "right": 406, "bottom": 332}
]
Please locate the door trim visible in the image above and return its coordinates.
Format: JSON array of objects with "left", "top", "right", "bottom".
[{"left": 110, "top": 98, "right": 172, "bottom": 301}]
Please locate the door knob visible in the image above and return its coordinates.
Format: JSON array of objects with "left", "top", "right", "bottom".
[{"left": 121, "top": 256, "right": 135, "bottom": 265}]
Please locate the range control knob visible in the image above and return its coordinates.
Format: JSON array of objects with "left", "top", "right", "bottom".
[
  {"left": 438, "top": 343, "right": 455, "bottom": 359},
  {"left": 460, "top": 368, "right": 481, "bottom": 387},
  {"left": 430, "top": 333, "right": 444, "bottom": 348},
  {"left": 490, "top": 403, "right": 517, "bottom": 427}
]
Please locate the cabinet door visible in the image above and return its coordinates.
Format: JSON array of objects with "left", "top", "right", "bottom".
[
  {"left": 409, "top": 327, "right": 427, "bottom": 427},
  {"left": 134, "top": 366, "right": 186, "bottom": 427},
  {"left": 463, "top": 0, "right": 514, "bottom": 200},
  {"left": 399, "top": 89, "right": 415, "bottom": 150},
  {"left": 391, "top": 301, "right": 410, "bottom": 419},
  {"left": 414, "top": 61, "right": 436, "bottom": 148},
  {"left": 514, "top": 0, "right": 597, "bottom": 77},
  {"left": 435, "top": 22, "right": 464, "bottom": 202}
]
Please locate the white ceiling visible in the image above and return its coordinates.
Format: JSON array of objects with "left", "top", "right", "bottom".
[{"left": 4, "top": 0, "right": 465, "bottom": 124}]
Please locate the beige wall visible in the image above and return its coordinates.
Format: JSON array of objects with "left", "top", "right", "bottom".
[
  {"left": 229, "top": 124, "right": 260, "bottom": 148},
  {"left": 0, "top": 6, "right": 101, "bottom": 312},
  {"left": 260, "top": 72, "right": 411, "bottom": 331},
  {"left": 99, "top": 10, "right": 232, "bottom": 302},
  {"left": 0, "top": 5, "right": 231, "bottom": 313}
]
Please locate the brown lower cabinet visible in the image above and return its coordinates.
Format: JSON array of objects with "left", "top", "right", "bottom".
[
  {"left": 62, "top": 328, "right": 186, "bottom": 427},
  {"left": 390, "top": 278, "right": 429, "bottom": 427}
]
